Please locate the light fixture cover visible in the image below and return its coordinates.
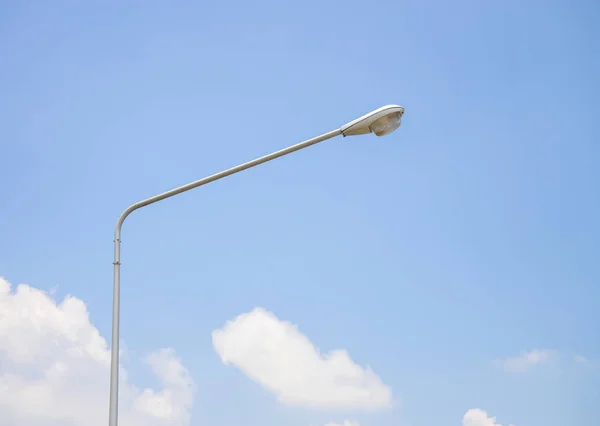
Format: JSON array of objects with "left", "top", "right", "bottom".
[{"left": 341, "top": 105, "right": 405, "bottom": 137}]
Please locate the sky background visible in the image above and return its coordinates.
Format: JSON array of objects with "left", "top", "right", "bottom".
[{"left": 1, "top": 1, "right": 599, "bottom": 426}]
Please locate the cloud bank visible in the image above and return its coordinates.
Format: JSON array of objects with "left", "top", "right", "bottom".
[
  {"left": 463, "top": 409, "right": 514, "bottom": 426},
  {"left": 212, "top": 307, "right": 392, "bottom": 409},
  {"left": 322, "top": 421, "right": 359, "bottom": 426},
  {"left": 494, "top": 349, "right": 557, "bottom": 373},
  {"left": 0, "top": 277, "right": 195, "bottom": 426}
]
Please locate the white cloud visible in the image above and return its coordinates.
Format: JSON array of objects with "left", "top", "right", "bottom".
[
  {"left": 212, "top": 307, "right": 392, "bottom": 409},
  {"left": 322, "top": 421, "right": 359, "bottom": 426},
  {"left": 573, "top": 354, "right": 600, "bottom": 369},
  {"left": 0, "top": 277, "right": 195, "bottom": 426},
  {"left": 463, "top": 409, "right": 514, "bottom": 426},
  {"left": 494, "top": 349, "right": 557, "bottom": 373}
]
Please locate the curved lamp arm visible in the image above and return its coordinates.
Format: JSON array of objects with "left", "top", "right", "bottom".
[
  {"left": 108, "top": 103, "right": 404, "bottom": 426},
  {"left": 109, "top": 128, "right": 341, "bottom": 426}
]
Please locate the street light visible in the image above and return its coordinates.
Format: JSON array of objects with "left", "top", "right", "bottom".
[
  {"left": 108, "top": 104, "right": 405, "bottom": 426},
  {"left": 341, "top": 104, "right": 404, "bottom": 136}
]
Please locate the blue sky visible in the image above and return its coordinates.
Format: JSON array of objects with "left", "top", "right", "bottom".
[{"left": 1, "top": 1, "right": 599, "bottom": 426}]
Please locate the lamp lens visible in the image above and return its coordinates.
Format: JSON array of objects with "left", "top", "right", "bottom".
[{"left": 370, "top": 113, "right": 401, "bottom": 136}]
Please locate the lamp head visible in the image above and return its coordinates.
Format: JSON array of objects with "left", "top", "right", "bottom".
[{"left": 341, "top": 105, "right": 405, "bottom": 137}]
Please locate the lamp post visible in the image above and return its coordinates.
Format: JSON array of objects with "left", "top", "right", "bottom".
[{"left": 108, "top": 104, "right": 405, "bottom": 426}]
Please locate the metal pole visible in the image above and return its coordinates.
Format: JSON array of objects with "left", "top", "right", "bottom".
[{"left": 108, "top": 128, "right": 342, "bottom": 426}]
